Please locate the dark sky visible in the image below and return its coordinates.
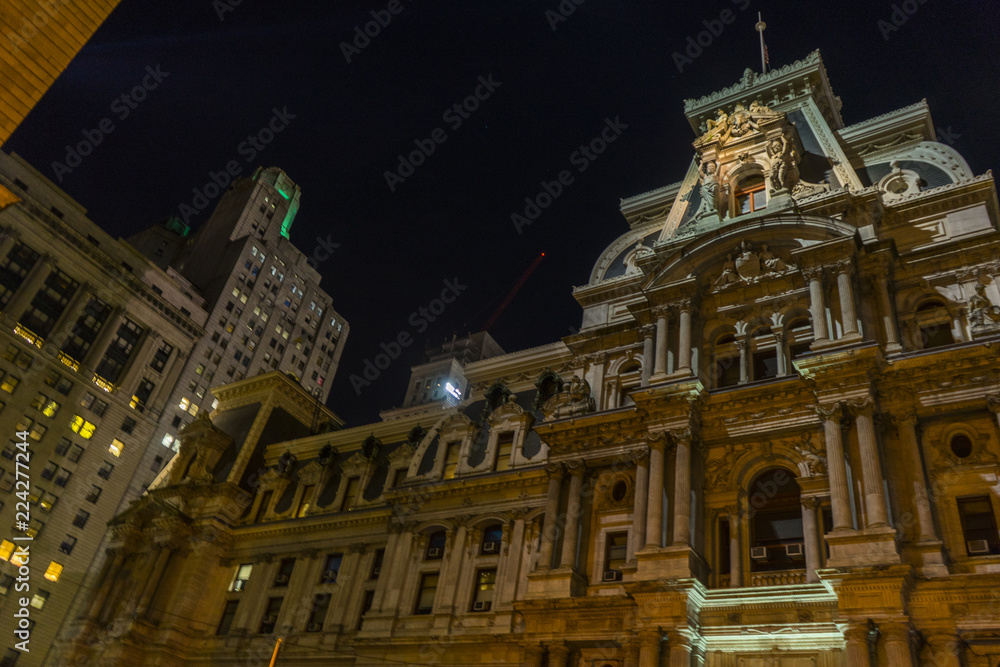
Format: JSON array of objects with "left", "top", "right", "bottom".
[{"left": 7, "top": 0, "right": 1000, "bottom": 425}]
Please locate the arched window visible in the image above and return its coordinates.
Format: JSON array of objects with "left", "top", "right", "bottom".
[
  {"left": 750, "top": 327, "right": 778, "bottom": 380},
  {"left": 786, "top": 317, "right": 814, "bottom": 360},
  {"left": 735, "top": 175, "right": 767, "bottom": 214},
  {"left": 714, "top": 333, "right": 740, "bottom": 388},
  {"left": 425, "top": 530, "right": 446, "bottom": 560},
  {"left": 748, "top": 469, "right": 804, "bottom": 573},
  {"left": 915, "top": 299, "right": 955, "bottom": 348},
  {"left": 480, "top": 524, "right": 502, "bottom": 555}
]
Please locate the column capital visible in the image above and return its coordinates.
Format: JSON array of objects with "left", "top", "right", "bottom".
[
  {"left": 843, "top": 621, "right": 873, "bottom": 644},
  {"left": 547, "top": 643, "right": 571, "bottom": 661},
  {"left": 638, "top": 627, "right": 662, "bottom": 648},
  {"left": 802, "top": 266, "right": 826, "bottom": 282},
  {"left": 845, "top": 396, "right": 875, "bottom": 416},
  {"left": 924, "top": 632, "right": 962, "bottom": 653},
  {"left": 565, "top": 459, "right": 585, "bottom": 477},
  {"left": 674, "top": 298, "right": 694, "bottom": 313},
  {"left": 879, "top": 620, "right": 912, "bottom": 643},
  {"left": 640, "top": 323, "right": 656, "bottom": 338},
  {"left": 651, "top": 305, "right": 672, "bottom": 319},
  {"left": 668, "top": 426, "right": 696, "bottom": 446},
  {"left": 834, "top": 257, "right": 855, "bottom": 275},
  {"left": 631, "top": 447, "right": 650, "bottom": 465},
  {"left": 813, "top": 401, "right": 843, "bottom": 421},
  {"left": 545, "top": 461, "right": 564, "bottom": 478},
  {"left": 801, "top": 496, "right": 822, "bottom": 510}
]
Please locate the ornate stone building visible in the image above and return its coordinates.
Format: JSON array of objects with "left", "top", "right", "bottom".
[{"left": 57, "top": 51, "right": 1000, "bottom": 666}]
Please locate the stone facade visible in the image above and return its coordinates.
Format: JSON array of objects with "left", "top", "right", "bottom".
[{"left": 56, "top": 51, "right": 1000, "bottom": 666}]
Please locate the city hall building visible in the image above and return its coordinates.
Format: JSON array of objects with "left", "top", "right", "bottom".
[{"left": 57, "top": 51, "right": 1000, "bottom": 666}]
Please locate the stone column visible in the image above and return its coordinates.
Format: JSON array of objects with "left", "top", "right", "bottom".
[
  {"left": 672, "top": 432, "right": 692, "bottom": 546},
  {"left": 537, "top": 463, "right": 563, "bottom": 570},
  {"left": 896, "top": 412, "right": 937, "bottom": 542},
  {"left": 548, "top": 643, "right": 571, "bottom": 667},
  {"left": 849, "top": 398, "right": 889, "bottom": 527},
  {"left": 523, "top": 646, "right": 544, "bottom": 667},
  {"left": 844, "top": 623, "right": 871, "bottom": 667},
  {"left": 136, "top": 546, "right": 172, "bottom": 616},
  {"left": 924, "top": 634, "right": 962, "bottom": 667},
  {"left": 624, "top": 635, "right": 640, "bottom": 667},
  {"left": 630, "top": 449, "right": 649, "bottom": 560},
  {"left": 736, "top": 338, "right": 749, "bottom": 384},
  {"left": 4, "top": 254, "right": 53, "bottom": 324},
  {"left": 668, "top": 630, "right": 691, "bottom": 667},
  {"left": 727, "top": 508, "right": 742, "bottom": 588},
  {"left": 773, "top": 330, "right": 787, "bottom": 376},
  {"left": 816, "top": 402, "right": 852, "bottom": 531},
  {"left": 881, "top": 622, "right": 914, "bottom": 667},
  {"left": 82, "top": 306, "right": 125, "bottom": 373},
  {"left": 559, "top": 462, "right": 584, "bottom": 569},
  {"left": 87, "top": 551, "right": 126, "bottom": 622},
  {"left": 677, "top": 301, "right": 693, "bottom": 374},
  {"left": 645, "top": 441, "right": 664, "bottom": 549},
  {"left": 121, "top": 330, "right": 161, "bottom": 397},
  {"left": 498, "top": 516, "right": 525, "bottom": 603},
  {"left": 642, "top": 324, "right": 655, "bottom": 386},
  {"left": 800, "top": 497, "right": 821, "bottom": 583},
  {"left": 49, "top": 281, "right": 91, "bottom": 347},
  {"left": 638, "top": 629, "right": 661, "bottom": 667},
  {"left": 805, "top": 268, "right": 828, "bottom": 344},
  {"left": 872, "top": 260, "right": 902, "bottom": 353},
  {"left": 653, "top": 309, "right": 670, "bottom": 380},
  {"left": 0, "top": 231, "right": 19, "bottom": 263},
  {"left": 835, "top": 260, "right": 860, "bottom": 338}
]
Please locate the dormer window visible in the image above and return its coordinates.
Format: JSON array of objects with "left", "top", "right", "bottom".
[{"left": 735, "top": 176, "right": 766, "bottom": 214}]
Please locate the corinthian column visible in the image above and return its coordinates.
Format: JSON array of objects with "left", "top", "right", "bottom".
[
  {"left": 815, "top": 402, "right": 852, "bottom": 530},
  {"left": 804, "top": 268, "right": 828, "bottom": 344},
  {"left": 800, "top": 497, "right": 821, "bottom": 583},
  {"left": 630, "top": 449, "right": 649, "bottom": 560},
  {"left": 645, "top": 441, "right": 665, "bottom": 549},
  {"left": 895, "top": 410, "right": 937, "bottom": 542},
  {"left": 677, "top": 300, "right": 693, "bottom": 374},
  {"left": 871, "top": 257, "right": 901, "bottom": 353},
  {"left": 672, "top": 431, "right": 692, "bottom": 546},
  {"left": 849, "top": 398, "right": 889, "bottom": 527},
  {"left": 558, "top": 462, "right": 584, "bottom": 569},
  {"left": 652, "top": 308, "right": 670, "bottom": 381},
  {"left": 537, "top": 463, "right": 563, "bottom": 570},
  {"left": 641, "top": 324, "right": 655, "bottom": 386},
  {"left": 835, "top": 259, "right": 860, "bottom": 339},
  {"left": 881, "top": 622, "right": 914, "bottom": 667},
  {"left": 844, "top": 622, "right": 872, "bottom": 667},
  {"left": 727, "top": 507, "right": 742, "bottom": 587}
]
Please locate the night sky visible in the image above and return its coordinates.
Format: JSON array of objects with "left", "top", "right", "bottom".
[{"left": 6, "top": 0, "right": 1000, "bottom": 425}]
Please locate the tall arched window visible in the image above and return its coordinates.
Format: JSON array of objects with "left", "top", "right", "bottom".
[
  {"left": 915, "top": 299, "right": 955, "bottom": 349},
  {"left": 748, "top": 468, "right": 804, "bottom": 573},
  {"left": 735, "top": 175, "right": 767, "bottom": 214},
  {"left": 786, "top": 317, "right": 814, "bottom": 360},
  {"left": 714, "top": 333, "right": 740, "bottom": 388},
  {"left": 750, "top": 327, "right": 778, "bottom": 380}
]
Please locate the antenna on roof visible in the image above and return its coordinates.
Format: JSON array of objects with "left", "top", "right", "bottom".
[{"left": 755, "top": 13, "right": 769, "bottom": 75}]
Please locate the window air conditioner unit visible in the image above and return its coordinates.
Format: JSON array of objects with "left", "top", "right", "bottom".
[
  {"left": 602, "top": 569, "right": 623, "bottom": 582},
  {"left": 427, "top": 547, "right": 442, "bottom": 558},
  {"left": 482, "top": 541, "right": 499, "bottom": 554},
  {"left": 472, "top": 600, "right": 491, "bottom": 612},
  {"left": 786, "top": 543, "right": 804, "bottom": 558},
  {"left": 233, "top": 580, "right": 247, "bottom": 592},
  {"left": 321, "top": 570, "right": 337, "bottom": 583},
  {"left": 307, "top": 622, "right": 321, "bottom": 632},
  {"left": 750, "top": 546, "right": 769, "bottom": 561},
  {"left": 968, "top": 539, "right": 990, "bottom": 555},
  {"left": 371, "top": 566, "right": 381, "bottom": 577},
  {"left": 59, "top": 542, "right": 73, "bottom": 555},
  {"left": 274, "top": 574, "right": 289, "bottom": 585},
  {"left": 262, "top": 615, "right": 276, "bottom": 624}
]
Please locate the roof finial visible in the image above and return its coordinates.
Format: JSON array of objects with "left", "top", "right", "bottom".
[{"left": 755, "top": 12, "right": 769, "bottom": 75}]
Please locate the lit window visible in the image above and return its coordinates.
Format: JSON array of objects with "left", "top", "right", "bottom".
[
  {"left": 178, "top": 397, "right": 190, "bottom": 411},
  {"left": 188, "top": 403, "right": 199, "bottom": 417},
  {"left": 69, "top": 415, "right": 96, "bottom": 439},
  {"left": 735, "top": 175, "right": 767, "bottom": 214},
  {"left": 44, "top": 562, "right": 62, "bottom": 582},
  {"left": 0, "top": 540, "right": 13, "bottom": 561},
  {"left": 230, "top": 563, "right": 253, "bottom": 592},
  {"left": 29, "top": 590, "right": 49, "bottom": 609},
  {"left": 161, "top": 434, "right": 174, "bottom": 448},
  {"left": 108, "top": 439, "right": 124, "bottom": 457},
  {"left": 1, "top": 375, "right": 20, "bottom": 394}
]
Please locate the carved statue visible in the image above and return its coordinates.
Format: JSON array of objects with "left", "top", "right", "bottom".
[
  {"left": 694, "top": 160, "right": 722, "bottom": 219},
  {"left": 759, "top": 244, "right": 788, "bottom": 273},
  {"left": 766, "top": 135, "right": 799, "bottom": 192},
  {"left": 714, "top": 253, "right": 739, "bottom": 287},
  {"left": 712, "top": 241, "right": 795, "bottom": 289},
  {"left": 968, "top": 283, "right": 1000, "bottom": 328},
  {"left": 704, "top": 109, "right": 729, "bottom": 141}
]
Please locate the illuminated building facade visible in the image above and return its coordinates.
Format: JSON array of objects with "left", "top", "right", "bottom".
[
  {"left": 0, "top": 151, "right": 203, "bottom": 665},
  {"left": 58, "top": 51, "right": 1000, "bottom": 666}
]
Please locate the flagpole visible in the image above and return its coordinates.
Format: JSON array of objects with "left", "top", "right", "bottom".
[
  {"left": 268, "top": 638, "right": 283, "bottom": 666},
  {"left": 755, "top": 13, "right": 767, "bottom": 74}
]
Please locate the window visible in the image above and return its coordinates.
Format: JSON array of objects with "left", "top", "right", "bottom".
[
  {"left": 471, "top": 568, "right": 496, "bottom": 611},
  {"left": 0, "top": 574, "right": 14, "bottom": 596},
  {"left": 748, "top": 468, "right": 804, "bottom": 573},
  {"left": 371, "top": 548, "right": 385, "bottom": 579},
  {"left": 0, "top": 648, "right": 19, "bottom": 667},
  {"left": 714, "top": 333, "right": 741, "bottom": 388},
  {"left": 85, "top": 485, "right": 102, "bottom": 503},
  {"left": 915, "top": 300, "right": 955, "bottom": 349},
  {"left": 70, "top": 415, "right": 96, "bottom": 439},
  {"left": 121, "top": 418, "right": 136, "bottom": 434},
  {"left": 958, "top": 495, "right": 1000, "bottom": 556},
  {"left": 149, "top": 341, "right": 173, "bottom": 373},
  {"left": 495, "top": 432, "right": 514, "bottom": 471},
  {"left": 426, "top": 530, "right": 446, "bottom": 560},
  {"left": 39, "top": 492, "right": 57, "bottom": 512},
  {"left": 230, "top": 563, "right": 253, "bottom": 592},
  {"left": 604, "top": 532, "right": 628, "bottom": 579},
  {"left": 60, "top": 535, "right": 77, "bottom": 555},
  {"left": 0, "top": 375, "right": 19, "bottom": 394},
  {"left": 951, "top": 434, "right": 973, "bottom": 459},
  {"left": 735, "top": 175, "right": 766, "bottom": 214},
  {"left": 108, "top": 439, "right": 124, "bottom": 458},
  {"left": 44, "top": 561, "right": 63, "bottom": 582},
  {"left": 29, "top": 590, "right": 49, "bottom": 610},
  {"left": 320, "top": 553, "right": 342, "bottom": 583},
  {"left": 0, "top": 540, "right": 13, "bottom": 561},
  {"left": 340, "top": 477, "right": 359, "bottom": 511},
  {"left": 217, "top": 600, "right": 239, "bottom": 635},
  {"left": 91, "top": 399, "right": 107, "bottom": 417},
  {"left": 41, "top": 461, "right": 58, "bottom": 481},
  {"left": 273, "top": 558, "right": 295, "bottom": 587},
  {"left": 98, "top": 462, "right": 115, "bottom": 479},
  {"left": 307, "top": 593, "right": 331, "bottom": 632},
  {"left": 443, "top": 441, "right": 461, "bottom": 480},
  {"left": 31, "top": 393, "right": 60, "bottom": 418},
  {"left": 94, "top": 318, "right": 143, "bottom": 383},
  {"left": 72, "top": 509, "right": 90, "bottom": 528},
  {"left": 296, "top": 485, "right": 314, "bottom": 517},
  {"left": 415, "top": 573, "right": 439, "bottom": 615},
  {"left": 54, "top": 468, "right": 72, "bottom": 487},
  {"left": 787, "top": 318, "right": 814, "bottom": 360},
  {"left": 481, "top": 524, "right": 503, "bottom": 555}
]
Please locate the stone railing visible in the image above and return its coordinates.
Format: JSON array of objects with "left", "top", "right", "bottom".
[{"left": 751, "top": 570, "right": 806, "bottom": 587}]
